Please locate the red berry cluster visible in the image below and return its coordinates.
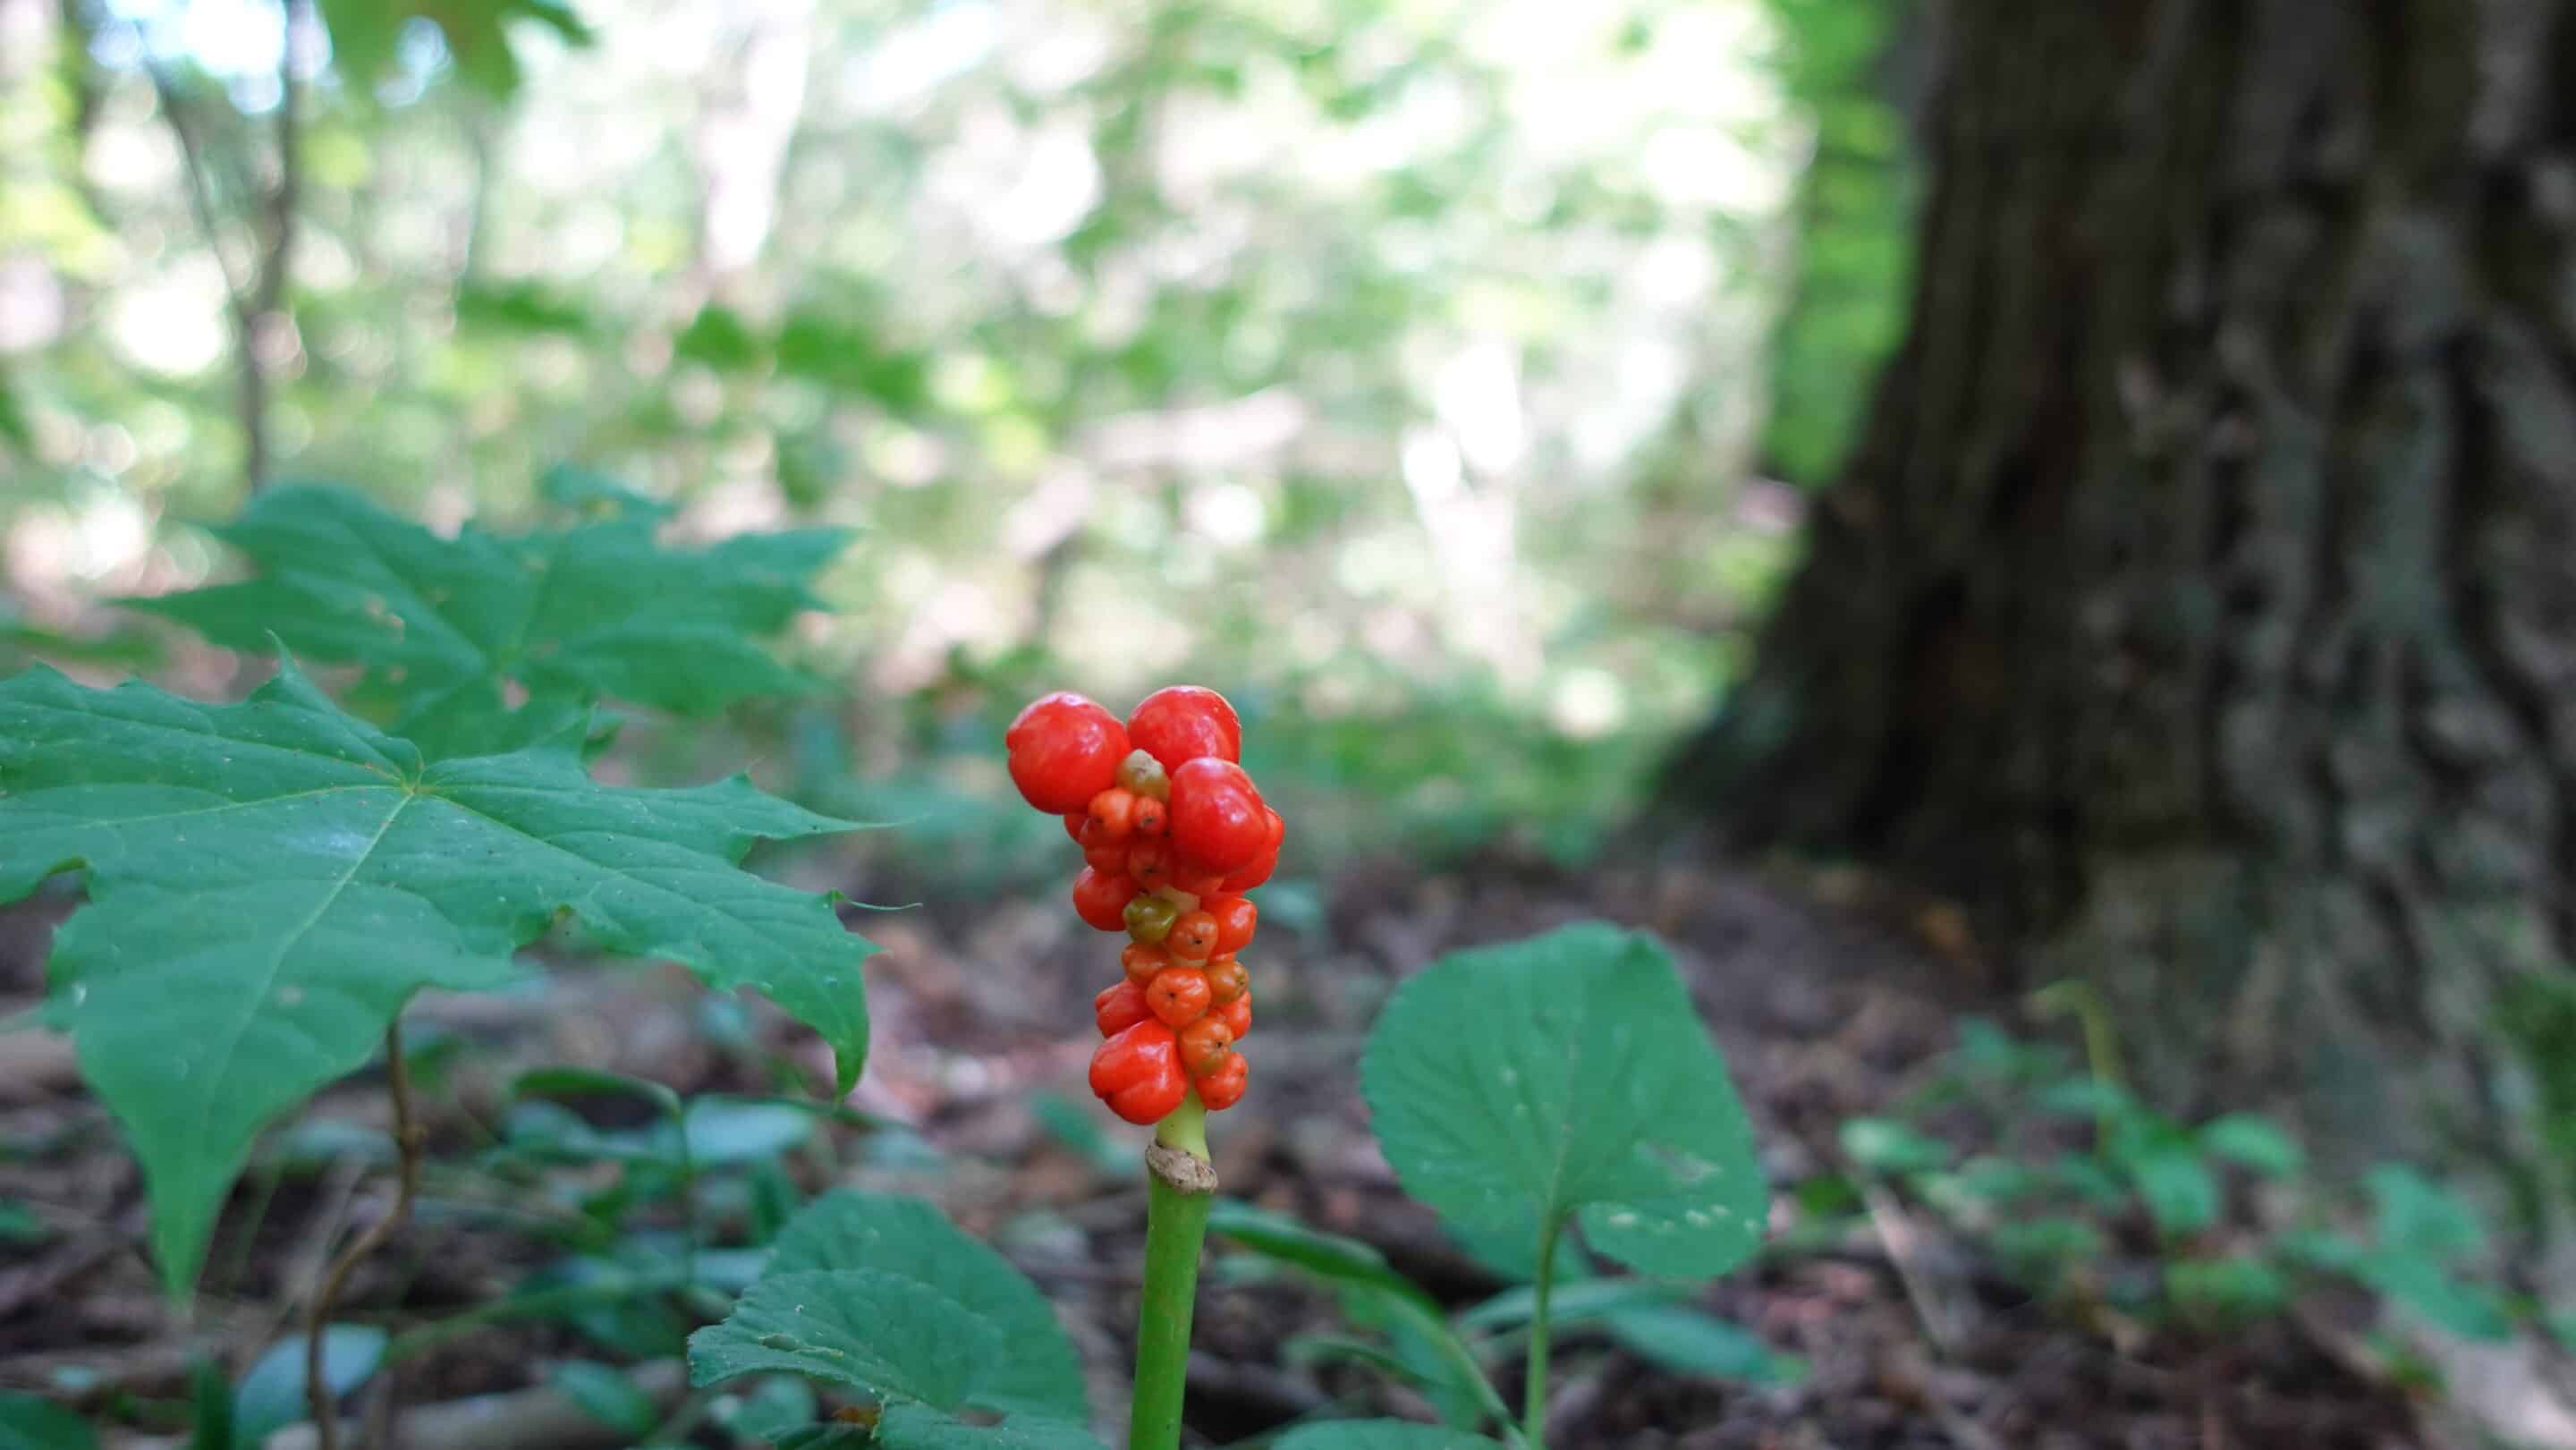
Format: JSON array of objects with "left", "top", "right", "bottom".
[{"left": 1005, "top": 686, "right": 1282, "bottom": 1125}]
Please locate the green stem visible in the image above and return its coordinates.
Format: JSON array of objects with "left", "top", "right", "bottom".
[
  {"left": 1128, "top": 1094, "right": 1214, "bottom": 1450},
  {"left": 1522, "top": 1218, "right": 1562, "bottom": 1450}
]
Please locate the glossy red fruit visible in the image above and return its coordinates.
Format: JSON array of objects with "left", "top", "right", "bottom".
[
  {"left": 1126, "top": 686, "right": 1242, "bottom": 771},
  {"left": 1168, "top": 759, "right": 1268, "bottom": 870},
  {"left": 1207, "top": 895, "right": 1257, "bottom": 954},
  {"left": 1177, "top": 1016, "right": 1234, "bottom": 1075},
  {"left": 1217, "top": 847, "right": 1277, "bottom": 893},
  {"left": 1007, "top": 693, "right": 1129, "bottom": 814},
  {"left": 1095, "top": 980, "right": 1152, "bottom": 1038},
  {"left": 1169, "top": 859, "right": 1228, "bottom": 896},
  {"left": 1196, "top": 1051, "right": 1249, "bottom": 1111},
  {"left": 1090, "top": 1022, "right": 1187, "bottom": 1124},
  {"left": 1122, "top": 942, "right": 1169, "bottom": 986},
  {"left": 1166, "top": 910, "right": 1220, "bottom": 962},
  {"left": 1131, "top": 797, "right": 1167, "bottom": 837},
  {"left": 1147, "top": 966, "right": 1212, "bottom": 1028},
  {"left": 1212, "top": 991, "right": 1250, "bottom": 1041},
  {"left": 1083, "top": 838, "right": 1129, "bottom": 875},
  {"left": 1072, "top": 867, "right": 1140, "bottom": 931},
  {"left": 1204, "top": 957, "right": 1249, "bottom": 1004},
  {"left": 1063, "top": 812, "right": 1088, "bottom": 843},
  {"left": 1088, "top": 788, "right": 1139, "bottom": 842}
]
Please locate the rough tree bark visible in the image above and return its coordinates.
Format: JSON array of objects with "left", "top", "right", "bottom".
[{"left": 1678, "top": 0, "right": 2576, "bottom": 1260}]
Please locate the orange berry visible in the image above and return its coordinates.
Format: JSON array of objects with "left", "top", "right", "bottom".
[
  {"left": 1147, "top": 966, "right": 1212, "bottom": 1028},
  {"left": 1204, "top": 957, "right": 1249, "bottom": 1004},
  {"left": 1131, "top": 797, "right": 1168, "bottom": 837},
  {"left": 1212, "top": 991, "right": 1250, "bottom": 1041},
  {"left": 1196, "top": 1052, "right": 1249, "bottom": 1111},
  {"left": 1178, "top": 1016, "right": 1235, "bottom": 1075},
  {"left": 1122, "top": 942, "right": 1169, "bottom": 987},
  {"left": 1087, "top": 787, "right": 1138, "bottom": 842},
  {"left": 1126, "top": 839, "right": 1174, "bottom": 892},
  {"left": 1166, "top": 911, "right": 1220, "bottom": 962},
  {"left": 1207, "top": 895, "right": 1257, "bottom": 954}
]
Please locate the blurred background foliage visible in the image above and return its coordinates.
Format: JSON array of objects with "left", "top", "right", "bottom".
[{"left": 0, "top": 0, "right": 1913, "bottom": 869}]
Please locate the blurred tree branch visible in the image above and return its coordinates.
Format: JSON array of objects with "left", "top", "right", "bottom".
[{"left": 134, "top": 0, "right": 309, "bottom": 497}]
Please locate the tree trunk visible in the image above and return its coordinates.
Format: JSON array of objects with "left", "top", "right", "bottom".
[{"left": 1680, "top": 0, "right": 2576, "bottom": 1257}]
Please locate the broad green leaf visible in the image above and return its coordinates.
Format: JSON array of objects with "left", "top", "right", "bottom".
[
  {"left": 719, "top": 1376, "right": 817, "bottom": 1443},
  {"left": 695, "top": 1194, "right": 1087, "bottom": 1427},
  {"left": 1206, "top": 1200, "right": 1433, "bottom": 1306},
  {"left": 2367, "top": 1165, "right": 2486, "bottom": 1259},
  {"left": 874, "top": 1406, "right": 1103, "bottom": 1450},
  {"left": 0, "top": 663, "right": 873, "bottom": 1291},
  {"left": 0, "top": 1394, "right": 94, "bottom": 1450},
  {"left": 1600, "top": 1305, "right": 1804, "bottom": 1384},
  {"left": 1988, "top": 1217, "right": 2106, "bottom": 1287},
  {"left": 548, "top": 1361, "right": 661, "bottom": 1438},
  {"left": 1838, "top": 1118, "right": 1949, "bottom": 1174},
  {"left": 140, "top": 486, "right": 848, "bottom": 758},
  {"left": 233, "top": 1326, "right": 386, "bottom": 1447},
  {"left": 1360, "top": 923, "right": 1765, "bottom": 1278},
  {"left": 2110, "top": 1123, "right": 2219, "bottom": 1238},
  {"left": 2197, "top": 1115, "right": 2305, "bottom": 1178},
  {"left": 1271, "top": 1423, "right": 1504, "bottom": 1450}
]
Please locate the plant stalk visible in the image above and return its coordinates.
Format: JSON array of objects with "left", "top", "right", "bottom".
[
  {"left": 309, "top": 1021, "right": 423, "bottom": 1450},
  {"left": 1522, "top": 1217, "right": 1562, "bottom": 1450},
  {"left": 1128, "top": 1093, "right": 1215, "bottom": 1450}
]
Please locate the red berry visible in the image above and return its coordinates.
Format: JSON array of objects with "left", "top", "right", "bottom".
[
  {"left": 1204, "top": 957, "right": 1249, "bottom": 1004},
  {"left": 1196, "top": 1052, "right": 1249, "bottom": 1111},
  {"left": 1207, "top": 895, "right": 1257, "bottom": 954},
  {"left": 1095, "top": 980, "right": 1152, "bottom": 1038},
  {"left": 1006, "top": 693, "right": 1130, "bottom": 814},
  {"left": 1072, "top": 867, "right": 1140, "bottom": 931},
  {"left": 1166, "top": 910, "right": 1220, "bottom": 962},
  {"left": 1122, "top": 942, "right": 1169, "bottom": 986},
  {"left": 1131, "top": 797, "right": 1167, "bottom": 837},
  {"left": 1090, "top": 1022, "right": 1187, "bottom": 1124},
  {"left": 1126, "top": 839, "right": 1174, "bottom": 892},
  {"left": 1063, "top": 812, "right": 1088, "bottom": 843},
  {"left": 1084, "top": 839, "right": 1129, "bottom": 875},
  {"left": 1168, "top": 758, "right": 1268, "bottom": 870},
  {"left": 1088, "top": 788, "right": 1139, "bottom": 842},
  {"left": 1212, "top": 991, "right": 1250, "bottom": 1041},
  {"left": 1216, "top": 812, "right": 1284, "bottom": 890},
  {"left": 1177, "top": 1016, "right": 1234, "bottom": 1075},
  {"left": 1147, "top": 966, "right": 1212, "bottom": 1028},
  {"left": 1126, "top": 686, "right": 1242, "bottom": 771}
]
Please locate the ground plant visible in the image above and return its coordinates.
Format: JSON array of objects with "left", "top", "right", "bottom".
[{"left": 0, "top": 479, "right": 1771, "bottom": 1448}]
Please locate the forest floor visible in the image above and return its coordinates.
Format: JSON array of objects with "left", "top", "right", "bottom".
[{"left": 0, "top": 845, "right": 2428, "bottom": 1449}]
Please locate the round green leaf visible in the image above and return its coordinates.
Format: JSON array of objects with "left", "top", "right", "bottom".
[
  {"left": 1360, "top": 922, "right": 1765, "bottom": 1278},
  {"left": 233, "top": 1325, "right": 386, "bottom": 1446}
]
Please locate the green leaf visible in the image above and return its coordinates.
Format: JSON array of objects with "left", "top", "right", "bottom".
[
  {"left": 2367, "top": 1165, "right": 2486, "bottom": 1259},
  {"left": 1838, "top": 1118, "right": 1950, "bottom": 1174},
  {"left": 1206, "top": 1200, "right": 1434, "bottom": 1306},
  {"left": 2111, "top": 1124, "right": 2220, "bottom": 1238},
  {"left": 0, "top": 1201, "right": 48, "bottom": 1246},
  {"left": 2197, "top": 1115, "right": 2305, "bottom": 1178},
  {"left": 693, "top": 1194, "right": 1088, "bottom": 1436},
  {"left": 679, "top": 1098, "right": 821, "bottom": 1166},
  {"left": 1600, "top": 1305, "right": 1804, "bottom": 1384},
  {"left": 1360, "top": 923, "right": 1765, "bottom": 1278},
  {"left": 0, "top": 1394, "right": 95, "bottom": 1450},
  {"left": 1454, "top": 1276, "right": 1688, "bottom": 1332},
  {"left": 2163, "top": 1257, "right": 2288, "bottom": 1326},
  {"left": 233, "top": 1326, "right": 386, "bottom": 1447},
  {"left": 0, "top": 663, "right": 874, "bottom": 1292},
  {"left": 717, "top": 1376, "right": 816, "bottom": 1443},
  {"left": 548, "top": 1361, "right": 661, "bottom": 1438},
  {"left": 2358, "top": 1254, "right": 2513, "bottom": 1340},
  {"left": 140, "top": 486, "right": 848, "bottom": 759},
  {"left": 1271, "top": 1423, "right": 1504, "bottom": 1450}
]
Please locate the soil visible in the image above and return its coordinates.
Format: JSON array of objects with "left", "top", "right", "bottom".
[{"left": 0, "top": 847, "right": 2431, "bottom": 1448}]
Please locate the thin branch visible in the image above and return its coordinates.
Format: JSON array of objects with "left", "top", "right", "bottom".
[{"left": 306, "top": 1021, "right": 424, "bottom": 1450}]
